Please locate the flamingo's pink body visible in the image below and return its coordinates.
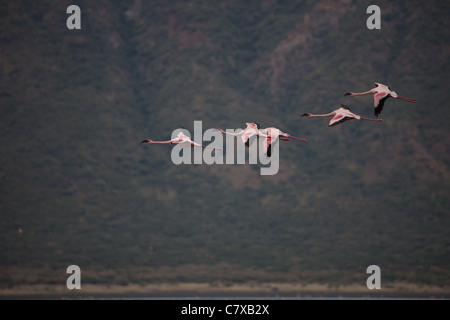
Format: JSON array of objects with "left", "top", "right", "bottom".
[
  {"left": 259, "top": 127, "right": 307, "bottom": 157},
  {"left": 345, "top": 83, "right": 416, "bottom": 116},
  {"left": 141, "top": 132, "right": 221, "bottom": 149},
  {"left": 301, "top": 105, "right": 384, "bottom": 127},
  {"left": 217, "top": 122, "right": 264, "bottom": 145}
]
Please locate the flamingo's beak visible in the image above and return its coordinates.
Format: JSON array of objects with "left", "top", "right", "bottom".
[
  {"left": 344, "top": 92, "right": 351, "bottom": 96},
  {"left": 141, "top": 140, "right": 150, "bottom": 143}
]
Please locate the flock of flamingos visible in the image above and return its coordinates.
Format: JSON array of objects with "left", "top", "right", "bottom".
[{"left": 141, "top": 82, "right": 416, "bottom": 157}]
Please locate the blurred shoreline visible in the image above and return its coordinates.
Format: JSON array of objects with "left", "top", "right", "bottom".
[{"left": 1, "top": 282, "right": 449, "bottom": 299}]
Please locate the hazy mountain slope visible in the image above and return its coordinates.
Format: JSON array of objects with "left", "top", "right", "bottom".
[{"left": 0, "top": 0, "right": 449, "bottom": 287}]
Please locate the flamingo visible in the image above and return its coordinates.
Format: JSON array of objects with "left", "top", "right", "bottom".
[
  {"left": 216, "top": 122, "right": 264, "bottom": 146},
  {"left": 259, "top": 127, "right": 307, "bottom": 157},
  {"left": 141, "top": 131, "right": 221, "bottom": 149},
  {"left": 344, "top": 82, "right": 417, "bottom": 116},
  {"left": 301, "top": 105, "right": 384, "bottom": 127}
]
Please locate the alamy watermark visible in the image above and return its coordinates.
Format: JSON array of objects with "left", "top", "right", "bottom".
[
  {"left": 367, "top": 5, "right": 381, "bottom": 30},
  {"left": 366, "top": 265, "right": 381, "bottom": 289},
  {"left": 66, "top": 5, "right": 380, "bottom": 31},
  {"left": 169, "top": 121, "right": 280, "bottom": 176},
  {"left": 64, "top": 264, "right": 381, "bottom": 290},
  {"left": 66, "top": 5, "right": 81, "bottom": 30},
  {"left": 66, "top": 265, "right": 81, "bottom": 289}
]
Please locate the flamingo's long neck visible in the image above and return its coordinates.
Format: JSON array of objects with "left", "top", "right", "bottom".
[
  {"left": 349, "top": 90, "right": 374, "bottom": 96},
  {"left": 308, "top": 112, "right": 335, "bottom": 118},
  {"left": 220, "top": 129, "right": 242, "bottom": 136}
]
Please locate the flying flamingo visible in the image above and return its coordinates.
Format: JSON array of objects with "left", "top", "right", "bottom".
[
  {"left": 216, "top": 122, "right": 264, "bottom": 146},
  {"left": 344, "top": 82, "right": 417, "bottom": 116},
  {"left": 141, "top": 131, "right": 222, "bottom": 149},
  {"left": 301, "top": 105, "right": 384, "bottom": 127},
  {"left": 259, "top": 127, "right": 307, "bottom": 157}
]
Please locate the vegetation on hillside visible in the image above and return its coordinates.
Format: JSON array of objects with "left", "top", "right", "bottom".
[{"left": 0, "top": 0, "right": 449, "bottom": 288}]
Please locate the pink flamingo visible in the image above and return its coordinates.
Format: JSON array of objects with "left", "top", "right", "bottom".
[
  {"left": 301, "top": 105, "right": 384, "bottom": 127},
  {"left": 259, "top": 127, "right": 307, "bottom": 157},
  {"left": 141, "top": 131, "right": 221, "bottom": 149},
  {"left": 345, "top": 82, "right": 417, "bottom": 116},
  {"left": 216, "top": 122, "right": 264, "bottom": 146}
]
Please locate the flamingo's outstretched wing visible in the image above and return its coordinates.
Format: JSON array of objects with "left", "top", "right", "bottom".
[
  {"left": 241, "top": 131, "right": 255, "bottom": 144},
  {"left": 328, "top": 113, "right": 348, "bottom": 127},
  {"left": 374, "top": 92, "right": 389, "bottom": 117},
  {"left": 267, "top": 144, "right": 272, "bottom": 157},
  {"left": 263, "top": 137, "right": 271, "bottom": 155}
]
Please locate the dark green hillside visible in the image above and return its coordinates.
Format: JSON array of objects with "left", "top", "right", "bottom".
[{"left": 0, "top": 0, "right": 449, "bottom": 289}]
